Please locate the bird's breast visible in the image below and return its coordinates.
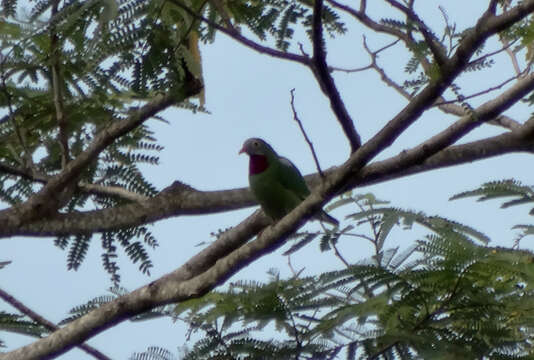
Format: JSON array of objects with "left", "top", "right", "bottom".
[{"left": 249, "top": 154, "right": 269, "bottom": 175}]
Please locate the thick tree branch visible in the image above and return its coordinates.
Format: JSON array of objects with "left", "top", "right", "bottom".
[
  {"left": 359, "top": 122, "right": 534, "bottom": 187},
  {"left": 351, "top": 0, "right": 534, "bottom": 167},
  {"left": 5, "top": 70, "right": 534, "bottom": 238},
  {"left": 8, "top": 183, "right": 256, "bottom": 237},
  {"left": 0, "top": 288, "right": 111, "bottom": 360},
  {"left": 0, "top": 86, "right": 199, "bottom": 230},
  {"left": 6, "top": 110, "right": 534, "bottom": 359},
  {"left": 1, "top": 211, "right": 270, "bottom": 360},
  {"left": 311, "top": 0, "right": 361, "bottom": 151}
]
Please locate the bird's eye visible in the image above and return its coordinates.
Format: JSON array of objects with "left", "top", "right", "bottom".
[{"left": 253, "top": 141, "right": 259, "bottom": 147}]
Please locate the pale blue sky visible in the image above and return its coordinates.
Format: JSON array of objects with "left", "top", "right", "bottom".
[{"left": 1, "top": 1, "right": 534, "bottom": 359}]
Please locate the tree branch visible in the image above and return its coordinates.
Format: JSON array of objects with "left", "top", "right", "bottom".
[
  {"left": 351, "top": 0, "right": 534, "bottom": 167},
  {"left": 385, "top": 0, "right": 448, "bottom": 66},
  {"left": 0, "top": 288, "right": 111, "bottom": 360},
  {"left": 0, "top": 162, "right": 151, "bottom": 202},
  {"left": 6, "top": 110, "right": 534, "bottom": 359},
  {"left": 0, "top": 85, "right": 199, "bottom": 230},
  {"left": 6, "top": 70, "right": 534, "bottom": 238},
  {"left": 326, "top": 0, "right": 410, "bottom": 43},
  {"left": 311, "top": 0, "right": 361, "bottom": 151},
  {"left": 168, "top": 0, "right": 309, "bottom": 65}
]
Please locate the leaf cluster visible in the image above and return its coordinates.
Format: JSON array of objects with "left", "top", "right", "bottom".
[
  {"left": 0, "top": 0, "right": 207, "bottom": 281},
  {"left": 166, "top": 189, "right": 534, "bottom": 359},
  {"left": 200, "top": 0, "right": 346, "bottom": 51}
]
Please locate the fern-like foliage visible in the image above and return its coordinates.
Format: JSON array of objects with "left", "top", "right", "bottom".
[
  {"left": 201, "top": 0, "right": 346, "bottom": 51},
  {"left": 0, "top": 0, "right": 208, "bottom": 280},
  {"left": 0, "top": 260, "right": 49, "bottom": 345},
  {"left": 0, "top": 0, "right": 348, "bottom": 284},
  {"left": 129, "top": 346, "right": 178, "bottom": 360},
  {"left": 168, "top": 191, "right": 534, "bottom": 359},
  {"left": 452, "top": 179, "right": 534, "bottom": 248},
  {"left": 60, "top": 286, "right": 176, "bottom": 325},
  {"left": 451, "top": 178, "right": 534, "bottom": 212},
  {"left": 175, "top": 234, "right": 534, "bottom": 359},
  {"left": 383, "top": 6, "right": 496, "bottom": 97},
  {"left": 0, "top": 311, "right": 49, "bottom": 346}
]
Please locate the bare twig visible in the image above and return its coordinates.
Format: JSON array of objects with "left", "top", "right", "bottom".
[
  {"left": 329, "top": 63, "right": 372, "bottom": 73},
  {"left": 362, "top": 37, "right": 411, "bottom": 99},
  {"left": 311, "top": 0, "right": 361, "bottom": 152},
  {"left": 332, "top": 241, "right": 350, "bottom": 268},
  {"left": 434, "top": 73, "right": 520, "bottom": 106},
  {"left": 330, "top": 38, "right": 399, "bottom": 74},
  {"left": 0, "top": 288, "right": 111, "bottom": 360},
  {"left": 289, "top": 88, "right": 323, "bottom": 178},
  {"left": 501, "top": 37, "right": 522, "bottom": 76},
  {"left": 469, "top": 38, "right": 518, "bottom": 68},
  {"left": 287, "top": 255, "right": 304, "bottom": 278}
]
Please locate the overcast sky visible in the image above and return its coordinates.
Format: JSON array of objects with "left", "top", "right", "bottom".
[{"left": 1, "top": 1, "right": 534, "bottom": 359}]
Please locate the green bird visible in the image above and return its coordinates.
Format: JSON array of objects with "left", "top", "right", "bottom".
[{"left": 239, "top": 138, "right": 338, "bottom": 226}]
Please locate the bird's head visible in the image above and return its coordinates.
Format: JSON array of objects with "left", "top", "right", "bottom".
[
  {"left": 239, "top": 138, "right": 277, "bottom": 175},
  {"left": 238, "top": 138, "right": 274, "bottom": 157}
]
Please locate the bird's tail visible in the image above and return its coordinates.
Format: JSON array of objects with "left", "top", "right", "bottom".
[{"left": 316, "top": 210, "right": 339, "bottom": 226}]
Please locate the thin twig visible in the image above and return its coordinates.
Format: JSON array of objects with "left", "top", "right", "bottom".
[
  {"left": 0, "top": 161, "right": 148, "bottom": 202},
  {"left": 289, "top": 88, "right": 324, "bottom": 178},
  {"left": 79, "top": 183, "right": 150, "bottom": 202},
  {"left": 362, "top": 37, "right": 411, "bottom": 99},
  {"left": 469, "top": 38, "right": 518, "bottom": 67},
  {"left": 434, "top": 73, "right": 520, "bottom": 106},
  {"left": 0, "top": 288, "right": 111, "bottom": 360},
  {"left": 502, "top": 37, "right": 522, "bottom": 76},
  {"left": 326, "top": 0, "right": 410, "bottom": 43},
  {"left": 286, "top": 254, "right": 305, "bottom": 278},
  {"left": 330, "top": 38, "right": 399, "bottom": 74},
  {"left": 332, "top": 241, "right": 350, "bottom": 268}
]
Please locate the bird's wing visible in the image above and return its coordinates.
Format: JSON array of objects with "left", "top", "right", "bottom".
[{"left": 277, "top": 156, "right": 311, "bottom": 200}]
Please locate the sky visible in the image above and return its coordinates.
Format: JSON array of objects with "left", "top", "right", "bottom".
[{"left": 1, "top": 1, "right": 534, "bottom": 359}]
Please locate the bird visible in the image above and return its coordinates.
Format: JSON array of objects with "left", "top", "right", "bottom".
[{"left": 239, "top": 137, "right": 338, "bottom": 226}]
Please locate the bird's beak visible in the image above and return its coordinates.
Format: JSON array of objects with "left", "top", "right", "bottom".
[{"left": 238, "top": 146, "right": 246, "bottom": 155}]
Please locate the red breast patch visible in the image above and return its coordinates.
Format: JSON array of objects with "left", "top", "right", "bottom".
[{"left": 249, "top": 155, "right": 269, "bottom": 175}]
